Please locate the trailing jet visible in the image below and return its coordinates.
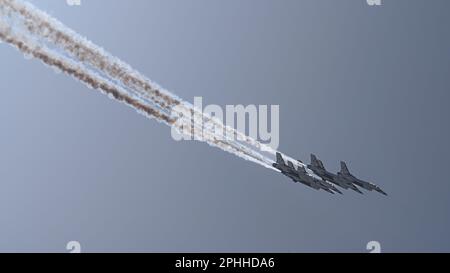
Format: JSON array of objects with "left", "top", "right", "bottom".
[
  {"left": 337, "top": 161, "right": 387, "bottom": 195},
  {"left": 308, "top": 154, "right": 363, "bottom": 194},
  {"left": 296, "top": 165, "right": 342, "bottom": 194},
  {"left": 272, "top": 153, "right": 299, "bottom": 181},
  {"left": 273, "top": 153, "right": 325, "bottom": 192}
]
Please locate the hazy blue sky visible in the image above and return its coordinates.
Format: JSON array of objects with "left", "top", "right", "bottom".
[{"left": 0, "top": 0, "right": 449, "bottom": 252}]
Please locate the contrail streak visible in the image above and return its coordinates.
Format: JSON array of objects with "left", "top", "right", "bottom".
[
  {"left": 0, "top": 22, "right": 267, "bottom": 167},
  {"left": 0, "top": 0, "right": 283, "bottom": 171},
  {"left": 2, "top": 0, "right": 277, "bottom": 158},
  {"left": 0, "top": 24, "right": 175, "bottom": 125}
]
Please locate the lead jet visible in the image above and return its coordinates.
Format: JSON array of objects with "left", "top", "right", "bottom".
[
  {"left": 308, "top": 154, "right": 363, "bottom": 194},
  {"left": 337, "top": 161, "right": 387, "bottom": 196},
  {"left": 273, "top": 153, "right": 323, "bottom": 192}
]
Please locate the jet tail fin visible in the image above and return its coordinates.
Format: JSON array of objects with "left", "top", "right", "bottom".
[
  {"left": 340, "top": 161, "right": 351, "bottom": 175},
  {"left": 311, "top": 154, "right": 327, "bottom": 170},
  {"left": 276, "top": 153, "right": 285, "bottom": 165},
  {"left": 310, "top": 154, "right": 320, "bottom": 167}
]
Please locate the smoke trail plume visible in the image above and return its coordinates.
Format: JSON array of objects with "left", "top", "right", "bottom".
[{"left": 0, "top": 0, "right": 291, "bottom": 172}]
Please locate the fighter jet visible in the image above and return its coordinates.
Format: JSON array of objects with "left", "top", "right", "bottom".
[
  {"left": 273, "top": 153, "right": 323, "bottom": 192},
  {"left": 337, "top": 161, "right": 387, "bottom": 196},
  {"left": 272, "top": 153, "right": 298, "bottom": 180},
  {"left": 272, "top": 153, "right": 312, "bottom": 185},
  {"left": 308, "top": 154, "right": 363, "bottom": 194},
  {"left": 295, "top": 165, "right": 342, "bottom": 194}
]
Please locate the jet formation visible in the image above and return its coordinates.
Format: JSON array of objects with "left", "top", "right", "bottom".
[{"left": 273, "top": 153, "right": 386, "bottom": 195}]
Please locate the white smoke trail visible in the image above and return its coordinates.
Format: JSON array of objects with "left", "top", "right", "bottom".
[
  {"left": 0, "top": 0, "right": 290, "bottom": 173},
  {"left": 0, "top": 18, "right": 269, "bottom": 168},
  {"left": 0, "top": 0, "right": 283, "bottom": 162}
]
